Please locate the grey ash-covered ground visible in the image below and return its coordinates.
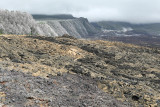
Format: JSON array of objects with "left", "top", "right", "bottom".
[{"left": 0, "top": 68, "right": 128, "bottom": 107}]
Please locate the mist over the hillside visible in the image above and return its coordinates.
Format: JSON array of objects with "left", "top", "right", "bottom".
[{"left": 1, "top": 0, "right": 160, "bottom": 23}]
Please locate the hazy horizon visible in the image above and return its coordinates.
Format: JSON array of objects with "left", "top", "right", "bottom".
[{"left": 1, "top": 0, "right": 160, "bottom": 24}]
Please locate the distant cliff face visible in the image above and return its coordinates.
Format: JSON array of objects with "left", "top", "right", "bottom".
[
  {"left": 35, "top": 17, "right": 99, "bottom": 38},
  {"left": 0, "top": 10, "right": 99, "bottom": 38},
  {"left": 33, "top": 14, "right": 99, "bottom": 37},
  {"left": 37, "top": 18, "right": 98, "bottom": 38}
]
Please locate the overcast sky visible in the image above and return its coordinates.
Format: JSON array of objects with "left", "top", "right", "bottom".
[{"left": 0, "top": 0, "right": 160, "bottom": 23}]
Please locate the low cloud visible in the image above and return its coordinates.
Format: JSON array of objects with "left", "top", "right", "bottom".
[{"left": 1, "top": 0, "right": 160, "bottom": 23}]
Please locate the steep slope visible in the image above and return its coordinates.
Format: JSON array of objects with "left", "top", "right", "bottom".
[
  {"left": 0, "top": 10, "right": 36, "bottom": 35},
  {"left": 34, "top": 15, "right": 99, "bottom": 38},
  {"left": 0, "top": 10, "right": 99, "bottom": 38},
  {"left": 0, "top": 35, "right": 159, "bottom": 106},
  {"left": 0, "top": 10, "right": 58, "bottom": 36}
]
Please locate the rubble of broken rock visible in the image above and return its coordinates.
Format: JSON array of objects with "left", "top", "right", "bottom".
[{"left": 0, "top": 35, "right": 160, "bottom": 107}]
